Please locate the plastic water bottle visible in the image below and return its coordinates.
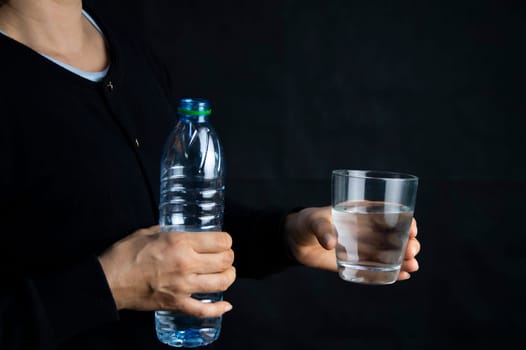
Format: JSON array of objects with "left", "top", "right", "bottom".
[{"left": 155, "top": 98, "right": 225, "bottom": 348}]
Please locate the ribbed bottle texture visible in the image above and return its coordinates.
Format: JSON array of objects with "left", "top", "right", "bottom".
[{"left": 155, "top": 98, "right": 225, "bottom": 348}]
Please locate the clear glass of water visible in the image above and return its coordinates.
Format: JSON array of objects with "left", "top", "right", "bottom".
[{"left": 331, "top": 170, "right": 418, "bottom": 285}]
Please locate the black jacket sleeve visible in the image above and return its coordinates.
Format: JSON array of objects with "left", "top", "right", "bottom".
[
  {"left": 0, "top": 258, "right": 119, "bottom": 349},
  {"left": 224, "top": 199, "right": 300, "bottom": 278}
]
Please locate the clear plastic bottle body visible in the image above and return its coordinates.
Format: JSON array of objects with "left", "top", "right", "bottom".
[{"left": 155, "top": 98, "right": 225, "bottom": 348}]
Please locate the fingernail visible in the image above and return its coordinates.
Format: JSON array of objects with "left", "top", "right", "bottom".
[
  {"left": 323, "top": 233, "right": 334, "bottom": 247},
  {"left": 224, "top": 304, "right": 233, "bottom": 312}
]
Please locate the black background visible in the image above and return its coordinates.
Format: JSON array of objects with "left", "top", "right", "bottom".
[{"left": 90, "top": 0, "right": 525, "bottom": 349}]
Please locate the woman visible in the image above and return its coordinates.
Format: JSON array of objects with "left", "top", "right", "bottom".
[{"left": 0, "top": 0, "right": 420, "bottom": 349}]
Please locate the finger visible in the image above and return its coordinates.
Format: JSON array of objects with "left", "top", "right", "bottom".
[
  {"left": 190, "top": 266, "right": 236, "bottom": 294},
  {"left": 177, "top": 297, "right": 233, "bottom": 319},
  {"left": 179, "top": 232, "right": 233, "bottom": 253},
  {"left": 192, "top": 250, "right": 235, "bottom": 274},
  {"left": 404, "top": 238, "right": 421, "bottom": 259},
  {"left": 311, "top": 217, "right": 337, "bottom": 250},
  {"left": 398, "top": 271, "right": 411, "bottom": 281},
  {"left": 401, "top": 258, "right": 419, "bottom": 273},
  {"left": 409, "top": 219, "right": 418, "bottom": 238}
]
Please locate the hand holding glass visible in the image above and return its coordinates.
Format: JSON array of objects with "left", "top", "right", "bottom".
[{"left": 332, "top": 170, "right": 418, "bottom": 285}]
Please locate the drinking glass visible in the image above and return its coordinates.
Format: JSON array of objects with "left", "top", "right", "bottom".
[{"left": 332, "top": 170, "right": 418, "bottom": 284}]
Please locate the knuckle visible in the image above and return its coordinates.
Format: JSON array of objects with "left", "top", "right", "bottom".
[
  {"left": 172, "top": 275, "right": 192, "bottom": 294},
  {"left": 173, "top": 299, "right": 189, "bottom": 313},
  {"left": 414, "top": 239, "right": 421, "bottom": 252},
  {"left": 194, "top": 307, "right": 212, "bottom": 319},
  {"left": 174, "top": 256, "right": 193, "bottom": 273},
  {"left": 313, "top": 219, "right": 328, "bottom": 234},
  {"left": 198, "top": 305, "right": 213, "bottom": 318},
  {"left": 166, "top": 232, "right": 183, "bottom": 246},
  {"left": 219, "top": 233, "right": 232, "bottom": 248},
  {"left": 411, "top": 259, "right": 420, "bottom": 271},
  {"left": 219, "top": 276, "right": 230, "bottom": 291},
  {"left": 157, "top": 293, "right": 178, "bottom": 311},
  {"left": 175, "top": 255, "right": 197, "bottom": 277},
  {"left": 223, "top": 250, "right": 235, "bottom": 266},
  {"left": 220, "top": 271, "right": 235, "bottom": 290},
  {"left": 206, "top": 275, "right": 228, "bottom": 292}
]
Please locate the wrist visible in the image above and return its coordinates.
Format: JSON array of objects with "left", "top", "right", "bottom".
[
  {"left": 282, "top": 207, "right": 304, "bottom": 265},
  {"left": 97, "top": 253, "right": 125, "bottom": 310}
]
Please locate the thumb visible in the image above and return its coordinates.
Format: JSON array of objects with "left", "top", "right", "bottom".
[
  {"left": 134, "top": 225, "right": 161, "bottom": 236},
  {"left": 311, "top": 217, "right": 337, "bottom": 250}
]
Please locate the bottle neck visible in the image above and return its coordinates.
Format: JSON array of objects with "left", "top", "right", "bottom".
[{"left": 178, "top": 114, "right": 210, "bottom": 123}]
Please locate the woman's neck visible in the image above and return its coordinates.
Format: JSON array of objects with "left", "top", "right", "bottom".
[{"left": 0, "top": 0, "right": 108, "bottom": 72}]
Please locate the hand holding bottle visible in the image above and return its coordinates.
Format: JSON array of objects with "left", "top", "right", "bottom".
[{"left": 97, "top": 225, "right": 235, "bottom": 318}]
